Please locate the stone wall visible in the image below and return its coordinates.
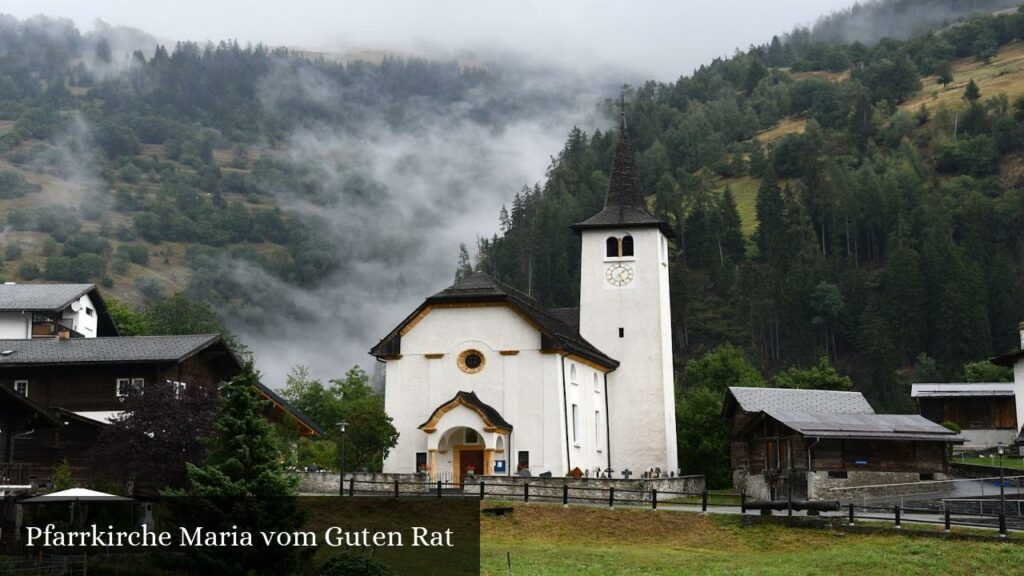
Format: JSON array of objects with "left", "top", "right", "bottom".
[
  {"left": 807, "top": 470, "right": 953, "bottom": 502},
  {"left": 296, "top": 472, "right": 704, "bottom": 504}
]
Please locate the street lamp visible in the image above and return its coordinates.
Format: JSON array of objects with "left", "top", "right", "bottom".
[
  {"left": 998, "top": 442, "right": 1006, "bottom": 518},
  {"left": 337, "top": 421, "right": 349, "bottom": 497}
]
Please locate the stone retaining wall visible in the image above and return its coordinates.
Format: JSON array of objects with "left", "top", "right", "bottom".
[{"left": 296, "top": 472, "right": 704, "bottom": 504}]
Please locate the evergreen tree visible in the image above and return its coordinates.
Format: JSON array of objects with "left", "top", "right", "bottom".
[
  {"left": 455, "top": 243, "right": 473, "bottom": 281},
  {"left": 963, "top": 78, "right": 981, "bottom": 102},
  {"left": 718, "top": 187, "right": 746, "bottom": 262},
  {"left": 754, "top": 166, "right": 784, "bottom": 260},
  {"left": 163, "top": 364, "right": 306, "bottom": 576}
]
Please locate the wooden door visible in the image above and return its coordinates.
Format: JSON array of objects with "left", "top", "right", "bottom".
[{"left": 458, "top": 450, "right": 484, "bottom": 484}]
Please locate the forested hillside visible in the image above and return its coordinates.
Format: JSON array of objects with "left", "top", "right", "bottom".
[
  {"left": 0, "top": 15, "right": 604, "bottom": 385},
  {"left": 476, "top": 6, "right": 1024, "bottom": 413}
]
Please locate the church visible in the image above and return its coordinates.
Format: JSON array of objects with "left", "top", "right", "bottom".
[{"left": 372, "top": 112, "right": 678, "bottom": 481}]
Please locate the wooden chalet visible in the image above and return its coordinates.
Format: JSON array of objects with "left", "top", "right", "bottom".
[
  {"left": 724, "top": 387, "right": 963, "bottom": 501},
  {"left": 0, "top": 333, "right": 323, "bottom": 486}
]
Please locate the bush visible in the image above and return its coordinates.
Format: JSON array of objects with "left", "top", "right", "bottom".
[
  {"left": 17, "top": 261, "right": 40, "bottom": 280},
  {"left": 115, "top": 243, "right": 149, "bottom": 265},
  {"left": 941, "top": 420, "right": 962, "bottom": 434},
  {"left": 4, "top": 243, "right": 22, "bottom": 260},
  {"left": 0, "top": 169, "right": 42, "bottom": 198},
  {"left": 318, "top": 551, "right": 397, "bottom": 576}
]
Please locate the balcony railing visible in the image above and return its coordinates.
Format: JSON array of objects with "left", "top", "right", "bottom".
[{"left": 0, "top": 463, "right": 30, "bottom": 487}]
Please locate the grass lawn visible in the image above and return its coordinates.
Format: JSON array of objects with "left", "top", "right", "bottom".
[
  {"left": 480, "top": 504, "right": 1024, "bottom": 575},
  {"left": 957, "top": 455, "right": 1024, "bottom": 470}
]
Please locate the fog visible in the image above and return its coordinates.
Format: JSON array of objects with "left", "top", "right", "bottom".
[
  {"left": 4, "top": 1, "right": 857, "bottom": 81},
  {"left": 3, "top": 2, "right": 865, "bottom": 385}
]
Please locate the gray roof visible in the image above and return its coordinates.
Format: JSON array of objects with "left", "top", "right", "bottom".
[
  {"left": 371, "top": 272, "right": 617, "bottom": 369},
  {"left": 0, "top": 335, "right": 222, "bottom": 365},
  {"left": 728, "top": 387, "right": 876, "bottom": 415},
  {"left": 0, "top": 283, "right": 95, "bottom": 311},
  {"left": 765, "top": 409, "right": 963, "bottom": 442},
  {"left": 572, "top": 113, "right": 674, "bottom": 237},
  {"left": 911, "top": 382, "right": 1015, "bottom": 398}
]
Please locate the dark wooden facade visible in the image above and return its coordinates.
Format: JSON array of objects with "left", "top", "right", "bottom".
[
  {"left": 0, "top": 347, "right": 239, "bottom": 484},
  {"left": 918, "top": 396, "right": 1016, "bottom": 431}
]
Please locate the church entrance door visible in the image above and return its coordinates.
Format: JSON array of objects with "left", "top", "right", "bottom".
[{"left": 456, "top": 449, "right": 484, "bottom": 485}]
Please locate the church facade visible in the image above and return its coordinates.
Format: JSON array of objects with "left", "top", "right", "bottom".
[{"left": 373, "top": 112, "right": 678, "bottom": 480}]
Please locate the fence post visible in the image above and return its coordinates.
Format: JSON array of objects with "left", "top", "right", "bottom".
[
  {"left": 394, "top": 479, "right": 399, "bottom": 499},
  {"left": 609, "top": 486, "right": 615, "bottom": 509},
  {"left": 944, "top": 509, "right": 951, "bottom": 532},
  {"left": 894, "top": 505, "right": 901, "bottom": 529},
  {"left": 740, "top": 492, "right": 746, "bottom": 514},
  {"left": 999, "top": 514, "right": 1007, "bottom": 538},
  {"left": 524, "top": 482, "right": 529, "bottom": 504},
  {"left": 437, "top": 480, "right": 442, "bottom": 499},
  {"left": 848, "top": 503, "right": 854, "bottom": 526},
  {"left": 348, "top": 476, "right": 354, "bottom": 498},
  {"left": 701, "top": 490, "right": 708, "bottom": 513},
  {"left": 652, "top": 488, "right": 658, "bottom": 510},
  {"left": 562, "top": 484, "right": 569, "bottom": 507},
  {"left": 480, "top": 481, "right": 485, "bottom": 501}
]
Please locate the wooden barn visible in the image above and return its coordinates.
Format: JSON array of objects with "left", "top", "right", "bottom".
[
  {"left": 911, "top": 382, "right": 1017, "bottom": 449},
  {"left": 724, "top": 387, "right": 963, "bottom": 501}
]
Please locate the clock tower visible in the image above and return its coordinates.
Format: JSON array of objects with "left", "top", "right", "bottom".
[{"left": 572, "top": 109, "right": 678, "bottom": 475}]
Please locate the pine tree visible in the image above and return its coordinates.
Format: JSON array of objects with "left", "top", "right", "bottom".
[
  {"left": 163, "top": 364, "right": 306, "bottom": 576},
  {"left": 455, "top": 243, "right": 473, "bottom": 281},
  {"left": 754, "top": 166, "right": 784, "bottom": 260},
  {"left": 718, "top": 187, "right": 746, "bottom": 262},
  {"left": 963, "top": 78, "right": 981, "bottom": 102}
]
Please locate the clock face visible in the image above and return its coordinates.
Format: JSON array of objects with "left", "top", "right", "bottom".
[{"left": 605, "top": 263, "right": 635, "bottom": 287}]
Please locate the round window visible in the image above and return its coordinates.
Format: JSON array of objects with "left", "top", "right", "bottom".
[{"left": 458, "top": 349, "right": 486, "bottom": 374}]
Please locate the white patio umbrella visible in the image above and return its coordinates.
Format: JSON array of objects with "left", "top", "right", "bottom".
[{"left": 23, "top": 488, "right": 131, "bottom": 503}]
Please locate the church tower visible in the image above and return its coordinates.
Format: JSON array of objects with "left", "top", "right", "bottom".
[{"left": 573, "top": 108, "right": 678, "bottom": 475}]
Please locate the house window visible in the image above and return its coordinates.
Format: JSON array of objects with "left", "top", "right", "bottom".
[
  {"left": 13, "top": 380, "right": 28, "bottom": 397},
  {"left": 828, "top": 470, "right": 848, "bottom": 479},
  {"left": 464, "top": 428, "right": 480, "bottom": 444},
  {"left": 606, "top": 237, "right": 619, "bottom": 258},
  {"left": 167, "top": 380, "right": 187, "bottom": 399},
  {"left": 85, "top": 307, "right": 94, "bottom": 317},
  {"left": 117, "top": 378, "right": 145, "bottom": 398},
  {"left": 570, "top": 364, "right": 578, "bottom": 385},
  {"left": 595, "top": 410, "right": 602, "bottom": 450},
  {"left": 416, "top": 452, "right": 428, "bottom": 472},
  {"left": 618, "top": 327, "right": 624, "bottom": 338},
  {"left": 593, "top": 372, "right": 600, "bottom": 392},
  {"left": 517, "top": 451, "right": 530, "bottom": 472},
  {"left": 621, "top": 235, "right": 634, "bottom": 257},
  {"left": 571, "top": 404, "right": 580, "bottom": 445}
]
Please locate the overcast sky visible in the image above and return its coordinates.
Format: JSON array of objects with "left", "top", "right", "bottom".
[{"left": 6, "top": 0, "right": 857, "bottom": 80}]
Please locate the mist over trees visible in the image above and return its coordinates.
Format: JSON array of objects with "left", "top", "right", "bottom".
[{"left": 477, "top": 5, "right": 1024, "bottom": 417}]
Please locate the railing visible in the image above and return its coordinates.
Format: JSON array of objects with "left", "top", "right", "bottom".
[
  {"left": 333, "top": 475, "right": 1023, "bottom": 537},
  {"left": 0, "top": 463, "right": 30, "bottom": 487}
]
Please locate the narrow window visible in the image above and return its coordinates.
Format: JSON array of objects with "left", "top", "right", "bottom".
[
  {"left": 595, "top": 410, "right": 602, "bottom": 449},
  {"left": 621, "top": 235, "right": 634, "bottom": 257},
  {"left": 13, "top": 380, "right": 28, "bottom": 397},
  {"left": 116, "top": 378, "right": 130, "bottom": 398},
  {"left": 416, "top": 452, "right": 428, "bottom": 472},
  {"left": 593, "top": 372, "right": 600, "bottom": 392},
  {"left": 570, "top": 364, "right": 578, "bottom": 385},
  {"left": 571, "top": 404, "right": 580, "bottom": 444},
  {"left": 606, "top": 236, "right": 620, "bottom": 258},
  {"left": 517, "top": 451, "right": 530, "bottom": 472},
  {"left": 131, "top": 377, "right": 145, "bottom": 395},
  {"left": 618, "top": 327, "right": 624, "bottom": 338}
]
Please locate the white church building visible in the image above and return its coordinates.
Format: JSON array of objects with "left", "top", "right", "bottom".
[{"left": 372, "top": 113, "right": 678, "bottom": 481}]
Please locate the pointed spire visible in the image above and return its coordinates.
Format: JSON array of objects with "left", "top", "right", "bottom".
[{"left": 604, "top": 96, "right": 645, "bottom": 210}]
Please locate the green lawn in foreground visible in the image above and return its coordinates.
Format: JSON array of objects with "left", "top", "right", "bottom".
[
  {"left": 957, "top": 456, "right": 1024, "bottom": 470},
  {"left": 480, "top": 504, "right": 1024, "bottom": 575}
]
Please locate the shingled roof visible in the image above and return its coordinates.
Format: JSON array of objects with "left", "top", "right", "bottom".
[
  {"left": 370, "top": 272, "right": 617, "bottom": 369},
  {"left": 419, "top": 391, "right": 513, "bottom": 433},
  {"left": 725, "top": 387, "right": 876, "bottom": 416},
  {"left": 0, "top": 283, "right": 117, "bottom": 336},
  {"left": 572, "top": 111, "right": 673, "bottom": 237},
  {"left": 764, "top": 410, "right": 962, "bottom": 442},
  {"left": 0, "top": 334, "right": 223, "bottom": 366}
]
